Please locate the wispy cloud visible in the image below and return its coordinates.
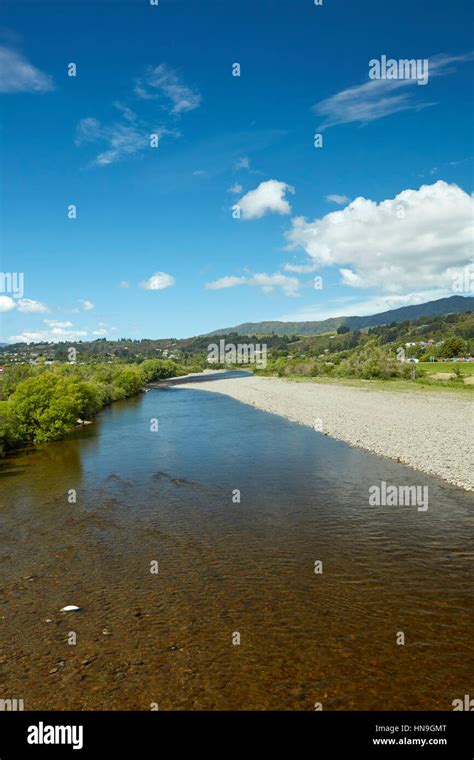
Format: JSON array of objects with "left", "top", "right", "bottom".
[
  {"left": 44, "top": 320, "right": 73, "bottom": 328},
  {"left": 326, "top": 194, "right": 350, "bottom": 205},
  {"left": 206, "top": 271, "right": 300, "bottom": 297},
  {"left": 283, "top": 261, "right": 319, "bottom": 273},
  {"left": 234, "top": 156, "right": 250, "bottom": 171},
  {"left": 0, "top": 45, "right": 54, "bottom": 93},
  {"left": 75, "top": 69, "right": 189, "bottom": 166},
  {"left": 277, "top": 291, "right": 451, "bottom": 323},
  {"left": 75, "top": 108, "right": 179, "bottom": 167},
  {"left": 134, "top": 63, "right": 201, "bottom": 114},
  {"left": 313, "top": 52, "right": 474, "bottom": 130}
]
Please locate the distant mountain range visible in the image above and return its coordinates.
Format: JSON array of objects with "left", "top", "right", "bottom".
[{"left": 207, "top": 296, "right": 474, "bottom": 337}]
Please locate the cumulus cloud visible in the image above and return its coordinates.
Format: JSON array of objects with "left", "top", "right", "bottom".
[
  {"left": 135, "top": 63, "right": 201, "bottom": 113},
  {"left": 0, "top": 296, "right": 49, "bottom": 313},
  {"left": 0, "top": 296, "right": 16, "bottom": 312},
  {"left": 140, "top": 272, "right": 176, "bottom": 290},
  {"left": 0, "top": 46, "right": 54, "bottom": 93},
  {"left": 9, "top": 328, "right": 88, "bottom": 344},
  {"left": 286, "top": 181, "right": 474, "bottom": 295},
  {"left": 237, "top": 180, "right": 295, "bottom": 220},
  {"left": 313, "top": 52, "right": 474, "bottom": 130},
  {"left": 78, "top": 299, "right": 95, "bottom": 311},
  {"left": 326, "top": 194, "right": 350, "bottom": 205},
  {"left": 17, "top": 298, "right": 49, "bottom": 313},
  {"left": 206, "top": 272, "right": 300, "bottom": 297}
]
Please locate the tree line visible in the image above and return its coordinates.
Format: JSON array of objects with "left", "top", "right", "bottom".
[{"left": 0, "top": 358, "right": 202, "bottom": 455}]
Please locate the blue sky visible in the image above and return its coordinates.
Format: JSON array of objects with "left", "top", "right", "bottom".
[{"left": 1, "top": 0, "right": 473, "bottom": 342}]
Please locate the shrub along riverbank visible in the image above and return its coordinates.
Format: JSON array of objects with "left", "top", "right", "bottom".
[
  {"left": 253, "top": 340, "right": 473, "bottom": 386},
  {"left": 0, "top": 358, "right": 204, "bottom": 455}
]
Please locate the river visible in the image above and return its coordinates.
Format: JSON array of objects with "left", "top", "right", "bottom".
[{"left": 0, "top": 374, "right": 472, "bottom": 709}]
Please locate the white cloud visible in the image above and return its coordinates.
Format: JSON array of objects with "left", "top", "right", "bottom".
[
  {"left": 234, "top": 156, "right": 250, "bottom": 171},
  {"left": 140, "top": 272, "right": 175, "bottom": 290},
  {"left": 135, "top": 63, "right": 201, "bottom": 113},
  {"left": 0, "top": 46, "right": 54, "bottom": 93},
  {"left": 228, "top": 183, "right": 243, "bottom": 194},
  {"left": 339, "top": 268, "right": 365, "bottom": 287},
  {"left": 238, "top": 179, "right": 295, "bottom": 220},
  {"left": 9, "top": 328, "right": 88, "bottom": 344},
  {"left": 78, "top": 299, "right": 95, "bottom": 311},
  {"left": 44, "top": 320, "right": 73, "bottom": 328},
  {"left": 75, "top": 117, "right": 102, "bottom": 143},
  {"left": 283, "top": 261, "right": 319, "bottom": 273},
  {"left": 286, "top": 181, "right": 474, "bottom": 294},
  {"left": 277, "top": 291, "right": 451, "bottom": 323},
  {"left": 206, "top": 276, "right": 245, "bottom": 290},
  {"left": 75, "top": 68, "right": 194, "bottom": 166},
  {"left": 326, "top": 194, "right": 350, "bottom": 205},
  {"left": 92, "top": 329, "right": 108, "bottom": 336},
  {"left": 75, "top": 117, "right": 176, "bottom": 166},
  {"left": 0, "top": 296, "right": 49, "bottom": 313},
  {"left": 0, "top": 296, "right": 16, "bottom": 312},
  {"left": 118, "top": 280, "right": 130, "bottom": 288},
  {"left": 313, "top": 52, "right": 474, "bottom": 130},
  {"left": 113, "top": 101, "right": 137, "bottom": 123},
  {"left": 75, "top": 112, "right": 179, "bottom": 167},
  {"left": 206, "top": 272, "right": 300, "bottom": 297},
  {"left": 17, "top": 298, "right": 49, "bottom": 313}
]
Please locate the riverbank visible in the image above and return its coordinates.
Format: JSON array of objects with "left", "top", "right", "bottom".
[
  {"left": 178, "top": 375, "right": 474, "bottom": 490},
  {"left": 0, "top": 358, "right": 206, "bottom": 454}
]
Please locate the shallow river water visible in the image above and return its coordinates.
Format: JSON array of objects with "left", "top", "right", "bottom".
[{"left": 1, "top": 376, "right": 473, "bottom": 709}]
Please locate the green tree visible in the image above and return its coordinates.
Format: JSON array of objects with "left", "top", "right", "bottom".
[
  {"left": 440, "top": 336, "right": 467, "bottom": 358},
  {"left": 11, "top": 373, "right": 84, "bottom": 442}
]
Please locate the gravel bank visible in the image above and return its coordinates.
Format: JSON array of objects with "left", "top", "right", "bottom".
[{"left": 178, "top": 375, "right": 474, "bottom": 490}]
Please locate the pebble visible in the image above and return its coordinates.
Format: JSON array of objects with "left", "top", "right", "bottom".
[{"left": 180, "top": 376, "right": 474, "bottom": 491}]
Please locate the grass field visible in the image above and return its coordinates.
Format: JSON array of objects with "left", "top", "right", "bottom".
[
  {"left": 418, "top": 361, "right": 474, "bottom": 374},
  {"left": 277, "top": 365, "right": 474, "bottom": 394}
]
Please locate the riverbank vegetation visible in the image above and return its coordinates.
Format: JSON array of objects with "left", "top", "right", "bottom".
[
  {"left": 252, "top": 311, "right": 474, "bottom": 387},
  {"left": 0, "top": 357, "right": 204, "bottom": 455}
]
